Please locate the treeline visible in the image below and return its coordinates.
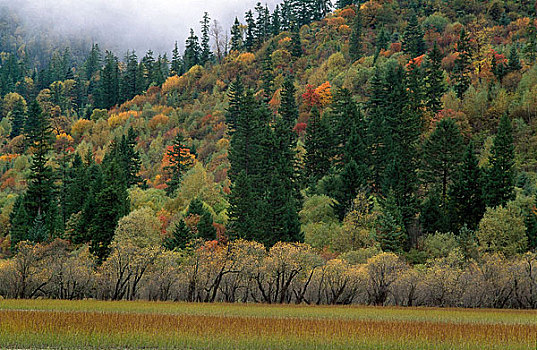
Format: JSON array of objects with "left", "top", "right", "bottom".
[{"left": 1, "top": 237, "right": 537, "bottom": 309}]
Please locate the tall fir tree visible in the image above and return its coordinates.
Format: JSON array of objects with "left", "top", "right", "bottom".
[
  {"left": 424, "top": 42, "right": 446, "bottom": 114},
  {"left": 348, "top": 6, "right": 362, "bottom": 62},
  {"left": 164, "top": 219, "right": 191, "bottom": 250},
  {"left": 447, "top": 142, "right": 485, "bottom": 231},
  {"left": 10, "top": 101, "right": 57, "bottom": 248},
  {"left": 200, "top": 12, "right": 213, "bottom": 66},
  {"left": 483, "top": 114, "right": 515, "bottom": 208},
  {"left": 453, "top": 28, "right": 472, "bottom": 98},
  {"left": 9, "top": 98, "right": 27, "bottom": 138},
  {"left": 244, "top": 10, "right": 256, "bottom": 52},
  {"left": 230, "top": 18, "right": 243, "bottom": 52},
  {"left": 402, "top": 12, "right": 425, "bottom": 58},
  {"left": 171, "top": 42, "right": 184, "bottom": 76},
  {"left": 304, "top": 106, "right": 332, "bottom": 185},
  {"left": 184, "top": 29, "right": 201, "bottom": 71},
  {"left": 165, "top": 133, "right": 193, "bottom": 196}
]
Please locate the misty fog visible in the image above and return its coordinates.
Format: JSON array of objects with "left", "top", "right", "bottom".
[{"left": 2, "top": 0, "right": 281, "bottom": 55}]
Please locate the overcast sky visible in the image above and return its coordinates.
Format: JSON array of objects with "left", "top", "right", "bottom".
[{"left": 4, "top": 0, "right": 281, "bottom": 54}]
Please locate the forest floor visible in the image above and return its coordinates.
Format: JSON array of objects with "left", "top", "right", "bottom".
[{"left": 0, "top": 299, "right": 536, "bottom": 349}]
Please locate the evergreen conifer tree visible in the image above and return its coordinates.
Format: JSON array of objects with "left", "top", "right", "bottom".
[
  {"left": 200, "top": 12, "right": 213, "bottom": 65},
  {"left": 164, "top": 219, "right": 191, "bottom": 250},
  {"left": 483, "top": 114, "right": 515, "bottom": 208},
  {"left": 402, "top": 12, "right": 425, "bottom": 57},
  {"left": 348, "top": 6, "right": 362, "bottom": 62},
  {"left": 453, "top": 28, "right": 472, "bottom": 98},
  {"left": 424, "top": 42, "right": 446, "bottom": 114},
  {"left": 230, "top": 18, "right": 243, "bottom": 52},
  {"left": 184, "top": 29, "right": 201, "bottom": 71}
]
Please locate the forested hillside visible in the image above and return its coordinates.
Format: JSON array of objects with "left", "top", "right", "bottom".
[{"left": 1, "top": 0, "right": 537, "bottom": 306}]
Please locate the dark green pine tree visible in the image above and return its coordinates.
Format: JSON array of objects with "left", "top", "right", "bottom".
[
  {"left": 483, "top": 114, "right": 515, "bottom": 208},
  {"left": 63, "top": 153, "right": 89, "bottom": 224},
  {"left": 108, "top": 127, "right": 142, "bottom": 188},
  {"left": 452, "top": 28, "right": 472, "bottom": 99},
  {"left": 165, "top": 133, "right": 192, "bottom": 196},
  {"left": 119, "top": 50, "right": 138, "bottom": 102},
  {"left": 375, "top": 192, "right": 406, "bottom": 252},
  {"left": 228, "top": 90, "right": 267, "bottom": 242},
  {"left": 254, "top": 3, "right": 270, "bottom": 47},
  {"left": 89, "top": 158, "right": 130, "bottom": 261},
  {"left": 230, "top": 18, "right": 243, "bottom": 52},
  {"left": 261, "top": 44, "right": 275, "bottom": 103},
  {"left": 164, "top": 219, "right": 191, "bottom": 250},
  {"left": 184, "top": 29, "right": 201, "bottom": 71},
  {"left": 402, "top": 12, "right": 425, "bottom": 58},
  {"left": 225, "top": 77, "right": 244, "bottom": 133},
  {"left": 381, "top": 63, "right": 422, "bottom": 231},
  {"left": 507, "top": 45, "right": 522, "bottom": 72},
  {"left": 171, "top": 42, "right": 184, "bottom": 76},
  {"left": 10, "top": 101, "right": 57, "bottom": 248},
  {"left": 271, "top": 6, "right": 281, "bottom": 36},
  {"left": 405, "top": 60, "right": 425, "bottom": 114},
  {"left": 290, "top": 25, "right": 303, "bottom": 58},
  {"left": 200, "top": 12, "right": 213, "bottom": 66},
  {"left": 525, "top": 198, "right": 537, "bottom": 251},
  {"left": 9, "top": 98, "right": 27, "bottom": 138},
  {"left": 141, "top": 50, "right": 156, "bottom": 88},
  {"left": 374, "top": 26, "right": 390, "bottom": 63},
  {"left": 524, "top": 24, "right": 537, "bottom": 63},
  {"left": 424, "top": 42, "right": 446, "bottom": 114},
  {"left": 421, "top": 118, "right": 464, "bottom": 206},
  {"left": 366, "top": 67, "right": 388, "bottom": 188},
  {"left": 99, "top": 51, "right": 120, "bottom": 109},
  {"left": 304, "top": 106, "right": 332, "bottom": 185},
  {"left": 73, "top": 161, "right": 103, "bottom": 245},
  {"left": 187, "top": 198, "right": 216, "bottom": 241},
  {"left": 263, "top": 76, "right": 302, "bottom": 245},
  {"left": 348, "top": 6, "right": 362, "bottom": 62},
  {"left": 84, "top": 44, "right": 102, "bottom": 81},
  {"left": 244, "top": 10, "right": 256, "bottom": 52},
  {"left": 420, "top": 189, "right": 449, "bottom": 234},
  {"left": 447, "top": 142, "right": 485, "bottom": 231}
]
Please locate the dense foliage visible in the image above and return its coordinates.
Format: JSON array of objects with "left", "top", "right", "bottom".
[{"left": 1, "top": 0, "right": 537, "bottom": 305}]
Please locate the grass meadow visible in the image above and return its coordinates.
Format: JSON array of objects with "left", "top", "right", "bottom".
[{"left": 1, "top": 299, "right": 536, "bottom": 349}]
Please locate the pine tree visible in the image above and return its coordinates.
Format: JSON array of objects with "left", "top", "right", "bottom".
[
  {"left": 120, "top": 50, "right": 138, "bottom": 102},
  {"left": 171, "top": 42, "right": 184, "bottom": 76},
  {"left": 453, "top": 28, "right": 472, "bottom": 98},
  {"left": 271, "top": 6, "right": 281, "bottom": 36},
  {"left": 230, "top": 18, "right": 243, "bottom": 52},
  {"left": 164, "top": 219, "right": 191, "bottom": 250},
  {"left": 184, "top": 29, "right": 201, "bottom": 71},
  {"left": 507, "top": 45, "right": 522, "bottom": 72},
  {"left": 421, "top": 189, "right": 449, "bottom": 234},
  {"left": 424, "top": 42, "right": 446, "bottom": 114},
  {"left": 9, "top": 98, "right": 27, "bottom": 138},
  {"left": 366, "top": 67, "right": 388, "bottom": 187},
  {"left": 89, "top": 158, "right": 129, "bottom": 261},
  {"left": 200, "top": 12, "right": 213, "bottom": 65},
  {"left": 99, "top": 51, "right": 119, "bottom": 109},
  {"left": 375, "top": 193, "right": 406, "bottom": 252},
  {"left": 336, "top": 0, "right": 354, "bottom": 9},
  {"left": 421, "top": 118, "right": 464, "bottom": 205},
  {"left": 304, "top": 106, "right": 331, "bottom": 185},
  {"left": 225, "top": 77, "right": 244, "bottom": 133},
  {"left": 348, "top": 6, "right": 362, "bottom": 62},
  {"left": 165, "top": 133, "right": 193, "bottom": 196},
  {"left": 244, "top": 10, "right": 256, "bottom": 52},
  {"left": 10, "top": 101, "right": 57, "bottom": 248},
  {"left": 261, "top": 44, "right": 275, "bottom": 103},
  {"left": 141, "top": 50, "right": 156, "bottom": 88},
  {"left": 483, "top": 114, "right": 515, "bottom": 208},
  {"left": 447, "top": 142, "right": 485, "bottom": 231},
  {"left": 187, "top": 198, "right": 216, "bottom": 240},
  {"left": 84, "top": 44, "right": 102, "bottom": 81},
  {"left": 291, "top": 25, "right": 303, "bottom": 58},
  {"left": 402, "top": 12, "right": 425, "bottom": 58}
]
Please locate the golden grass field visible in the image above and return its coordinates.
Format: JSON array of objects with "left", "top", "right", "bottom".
[{"left": 1, "top": 299, "right": 536, "bottom": 349}]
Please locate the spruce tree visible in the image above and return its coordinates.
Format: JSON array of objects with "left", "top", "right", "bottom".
[
  {"left": 261, "top": 44, "right": 275, "bottom": 103},
  {"left": 348, "top": 6, "right": 362, "bottom": 62},
  {"left": 291, "top": 25, "right": 303, "bottom": 58},
  {"left": 164, "top": 219, "right": 191, "bottom": 250},
  {"left": 483, "top": 115, "right": 515, "bottom": 208},
  {"left": 120, "top": 50, "right": 138, "bottom": 102},
  {"left": 424, "top": 42, "right": 446, "bottom": 114},
  {"left": 447, "top": 142, "right": 485, "bottom": 231},
  {"left": 402, "top": 12, "right": 425, "bottom": 58},
  {"left": 89, "top": 158, "right": 130, "bottom": 261},
  {"left": 453, "top": 28, "right": 472, "bottom": 98},
  {"left": 171, "top": 42, "right": 184, "bottom": 76},
  {"left": 10, "top": 101, "right": 57, "bottom": 248},
  {"left": 271, "top": 6, "right": 281, "bottom": 36},
  {"left": 230, "top": 18, "right": 243, "bottom": 52},
  {"left": 421, "top": 118, "right": 464, "bottom": 205},
  {"left": 9, "top": 98, "right": 27, "bottom": 138},
  {"left": 244, "top": 10, "right": 256, "bottom": 52},
  {"left": 184, "top": 29, "right": 201, "bottom": 71},
  {"left": 375, "top": 193, "right": 406, "bottom": 252},
  {"left": 99, "top": 51, "right": 120, "bottom": 109},
  {"left": 200, "top": 12, "right": 213, "bottom": 65},
  {"left": 507, "top": 45, "right": 522, "bottom": 72},
  {"left": 304, "top": 106, "right": 331, "bottom": 185},
  {"left": 226, "top": 77, "right": 244, "bottom": 133}
]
